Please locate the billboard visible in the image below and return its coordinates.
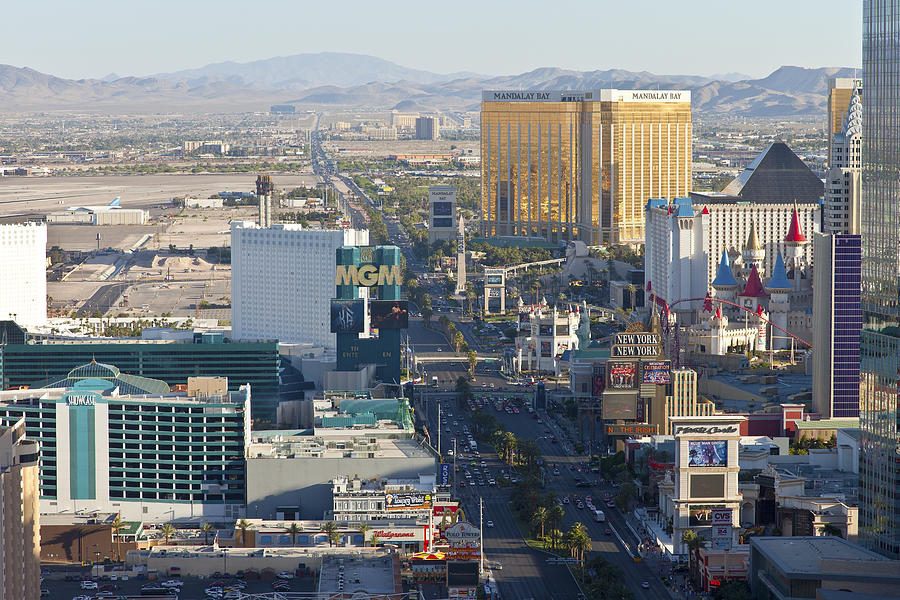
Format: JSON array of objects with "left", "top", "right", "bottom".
[
  {"left": 539, "top": 324, "right": 553, "bottom": 336},
  {"left": 688, "top": 440, "right": 728, "bottom": 467},
  {"left": 433, "top": 217, "right": 454, "bottom": 228},
  {"left": 486, "top": 274, "right": 503, "bottom": 286},
  {"left": 385, "top": 492, "right": 432, "bottom": 511},
  {"left": 540, "top": 341, "right": 552, "bottom": 357},
  {"left": 642, "top": 361, "right": 671, "bottom": 384},
  {"left": 330, "top": 299, "right": 365, "bottom": 333},
  {"left": 557, "top": 324, "right": 569, "bottom": 335},
  {"left": 606, "top": 424, "right": 658, "bottom": 436},
  {"left": 601, "top": 392, "right": 637, "bottom": 420},
  {"left": 607, "top": 362, "right": 637, "bottom": 389},
  {"left": 518, "top": 312, "right": 531, "bottom": 329},
  {"left": 439, "top": 463, "right": 451, "bottom": 486},
  {"left": 370, "top": 300, "right": 409, "bottom": 329},
  {"left": 433, "top": 201, "right": 453, "bottom": 216}
]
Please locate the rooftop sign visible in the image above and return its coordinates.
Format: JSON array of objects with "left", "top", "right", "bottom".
[{"left": 483, "top": 90, "right": 691, "bottom": 103}]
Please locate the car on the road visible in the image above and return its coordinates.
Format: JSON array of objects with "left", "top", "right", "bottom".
[
  {"left": 562, "top": 496, "right": 570, "bottom": 504},
  {"left": 486, "top": 521, "right": 494, "bottom": 528},
  {"left": 641, "top": 581, "right": 650, "bottom": 589},
  {"left": 576, "top": 503, "right": 584, "bottom": 509},
  {"left": 605, "top": 528, "right": 612, "bottom": 535},
  {"left": 81, "top": 581, "right": 98, "bottom": 590}
]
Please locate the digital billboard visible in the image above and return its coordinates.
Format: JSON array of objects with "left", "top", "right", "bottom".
[
  {"left": 557, "top": 324, "right": 569, "bottom": 335},
  {"left": 607, "top": 362, "right": 637, "bottom": 389},
  {"left": 433, "top": 201, "right": 453, "bottom": 216},
  {"left": 330, "top": 299, "right": 365, "bottom": 333},
  {"left": 486, "top": 274, "right": 503, "bottom": 286},
  {"left": 601, "top": 392, "right": 637, "bottom": 420},
  {"left": 385, "top": 492, "right": 432, "bottom": 511},
  {"left": 540, "top": 341, "right": 552, "bottom": 357},
  {"left": 370, "top": 300, "right": 409, "bottom": 329},
  {"left": 642, "top": 361, "right": 671, "bottom": 384},
  {"left": 688, "top": 440, "right": 728, "bottom": 467},
  {"left": 433, "top": 217, "right": 453, "bottom": 228},
  {"left": 518, "top": 312, "right": 531, "bottom": 329},
  {"left": 690, "top": 474, "right": 725, "bottom": 498},
  {"left": 539, "top": 324, "right": 553, "bottom": 336}
]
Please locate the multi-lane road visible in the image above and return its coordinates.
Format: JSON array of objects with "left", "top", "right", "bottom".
[{"left": 417, "top": 390, "right": 672, "bottom": 600}]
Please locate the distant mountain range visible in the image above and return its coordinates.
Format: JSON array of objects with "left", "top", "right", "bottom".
[{"left": 0, "top": 53, "right": 860, "bottom": 117}]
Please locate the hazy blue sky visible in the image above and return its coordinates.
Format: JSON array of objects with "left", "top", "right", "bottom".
[{"left": 2, "top": 0, "right": 861, "bottom": 79}]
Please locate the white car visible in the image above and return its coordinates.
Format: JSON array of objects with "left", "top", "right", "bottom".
[
  {"left": 80, "top": 581, "right": 98, "bottom": 590},
  {"left": 162, "top": 580, "right": 184, "bottom": 588},
  {"left": 486, "top": 520, "right": 494, "bottom": 528}
]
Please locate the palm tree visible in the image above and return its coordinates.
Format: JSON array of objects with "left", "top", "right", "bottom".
[
  {"left": 820, "top": 524, "right": 843, "bottom": 538},
  {"left": 682, "top": 529, "right": 704, "bottom": 585},
  {"left": 547, "top": 505, "right": 564, "bottom": 534},
  {"left": 548, "top": 528, "right": 563, "bottom": 552},
  {"left": 503, "top": 431, "right": 517, "bottom": 465},
  {"left": 532, "top": 506, "right": 548, "bottom": 539},
  {"left": 369, "top": 534, "right": 381, "bottom": 547},
  {"left": 111, "top": 515, "right": 124, "bottom": 561},
  {"left": 200, "top": 522, "right": 215, "bottom": 546},
  {"left": 236, "top": 519, "right": 254, "bottom": 548},
  {"left": 323, "top": 521, "right": 341, "bottom": 547},
  {"left": 568, "top": 522, "right": 592, "bottom": 580},
  {"left": 286, "top": 522, "right": 302, "bottom": 547},
  {"left": 357, "top": 523, "right": 370, "bottom": 546},
  {"left": 160, "top": 523, "right": 176, "bottom": 546}
]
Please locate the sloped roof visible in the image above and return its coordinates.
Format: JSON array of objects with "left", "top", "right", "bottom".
[
  {"left": 785, "top": 207, "right": 807, "bottom": 242},
  {"left": 711, "top": 250, "right": 738, "bottom": 287},
  {"left": 721, "top": 142, "right": 824, "bottom": 204},
  {"left": 739, "top": 264, "right": 770, "bottom": 298},
  {"left": 767, "top": 253, "right": 792, "bottom": 290},
  {"left": 744, "top": 222, "right": 763, "bottom": 251}
]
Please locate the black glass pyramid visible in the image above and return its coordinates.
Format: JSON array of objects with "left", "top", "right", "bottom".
[{"left": 719, "top": 141, "right": 824, "bottom": 204}]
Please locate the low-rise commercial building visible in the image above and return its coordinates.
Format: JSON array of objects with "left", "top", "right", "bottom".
[{"left": 749, "top": 536, "right": 900, "bottom": 599}]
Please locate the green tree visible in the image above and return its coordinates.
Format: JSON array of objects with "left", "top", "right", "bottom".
[
  {"left": 712, "top": 580, "right": 752, "bottom": 600},
  {"left": 532, "top": 506, "right": 548, "bottom": 539},
  {"left": 160, "top": 523, "right": 176, "bottom": 546},
  {"left": 286, "top": 522, "right": 302, "bottom": 546},
  {"left": 323, "top": 521, "right": 341, "bottom": 547},
  {"left": 200, "top": 522, "right": 215, "bottom": 546},
  {"left": 111, "top": 515, "right": 124, "bottom": 560},
  {"left": 820, "top": 524, "right": 843, "bottom": 538},
  {"left": 467, "top": 350, "right": 478, "bottom": 375},
  {"left": 358, "top": 523, "right": 370, "bottom": 546},
  {"left": 369, "top": 533, "right": 381, "bottom": 547},
  {"left": 682, "top": 529, "right": 705, "bottom": 585},
  {"left": 236, "top": 519, "right": 254, "bottom": 548}
]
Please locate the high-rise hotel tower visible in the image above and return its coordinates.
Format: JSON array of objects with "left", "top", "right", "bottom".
[
  {"left": 480, "top": 89, "right": 691, "bottom": 244},
  {"left": 860, "top": 0, "right": 900, "bottom": 558}
]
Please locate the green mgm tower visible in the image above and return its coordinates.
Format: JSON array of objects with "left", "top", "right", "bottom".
[
  {"left": 861, "top": 0, "right": 900, "bottom": 559},
  {"left": 332, "top": 245, "right": 406, "bottom": 385}
]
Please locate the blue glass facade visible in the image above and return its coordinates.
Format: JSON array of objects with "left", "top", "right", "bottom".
[
  {"left": 832, "top": 235, "right": 862, "bottom": 418},
  {"left": 861, "top": 0, "right": 900, "bottom": 558}
]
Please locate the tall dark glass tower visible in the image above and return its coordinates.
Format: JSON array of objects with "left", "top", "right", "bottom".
[{"left": 860, "top": 0, "right": 900, "bottom": 559}]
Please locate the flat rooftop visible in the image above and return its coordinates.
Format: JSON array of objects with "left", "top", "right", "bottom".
[
  {"left": 318, "top": 553, "right": 397, "bottom": 596},
  {"left": 751, "top": 536, "right": 889, "bottom": 576}
]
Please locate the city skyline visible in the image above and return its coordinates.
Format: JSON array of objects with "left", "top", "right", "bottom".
[{"left": 2, "top": 0, "right": 862, "bottom": 81}]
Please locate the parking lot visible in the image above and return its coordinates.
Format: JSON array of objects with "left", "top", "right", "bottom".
[{"left": 42, "top": 570, "right": 316, "bottom": 599}]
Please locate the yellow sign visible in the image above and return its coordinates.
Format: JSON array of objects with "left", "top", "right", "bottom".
[{"left": 335, "top": 264, "right": 402, "bottom": 287}]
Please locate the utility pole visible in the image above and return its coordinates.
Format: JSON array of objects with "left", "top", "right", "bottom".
[
  {"left": 479, "top": 497, "right": 484, "bottom": 575},
  {"left": 453, "top": 438, "right": 457, "bottom": 482},
  {"left": 437, "top": 404, "right": 441, "bottom": 458}
]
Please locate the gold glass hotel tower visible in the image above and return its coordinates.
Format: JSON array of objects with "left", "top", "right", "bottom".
[{"left": 481, "top": 89, "right": 691, "bottom": 244}]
